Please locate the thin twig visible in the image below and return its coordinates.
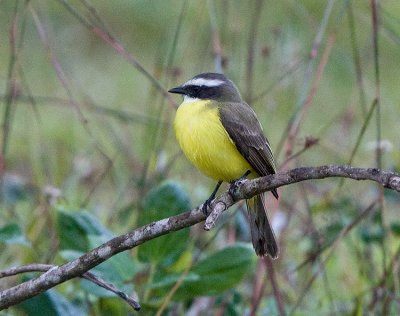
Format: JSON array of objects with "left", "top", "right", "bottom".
[
  {"left": 289, "top": 201, "right": 377, "bottom": 315},
  {"left": 298, "top": 180, "right": 336, "bottom": 314},
  {"left": 156, "top": 261, "right": 192, "bottom": 316},
  {"left": 284, "top": 32, "right": 335, "bottom": 158},
  {"left": 280, "top": 137, "right": 319, "bottom": 169},
  {"left": 0, "top": 264, "right": 53, "bottom": 277},
  {"left": 265, "top": 257, "right": 285, "bottom": 316},
  {"left": 249, "top": 259, "right": 266, "bottom": 316},
  {"left": 371, "top": 0, "right": 381, "bottom": 170},
  {"left": 334, "top": 99, "right": 378, "bottom": 194},
  {"left": 245, "top": 0, "right": 263, "bottom": 101},
  {"left": 84, "top": 271, "right": 141, "bottom": 311},
  {"left": 347, "top": 1, "right": 367, "bottom": 117},
  {"left": 207, "top": 0, "right": 223, "bottom": 73},
  {"left": 369, "top": 244, "right": 400, "bottom": 310},
  {"left": 29, "top": 5, "right": 87, "bottom": 127},
  {"left": 251, "top": 60, "right": 303, "bottom": 104},
  {"left": 275, "top": 0, "right": 336, "bottom": 160},
  {"left": 0, "top": 264, "right": 141, "bottom": 311},
  {"left": 0, "top": 93, "right": 168, "bottom": 126},
  {"left": 56, "top": 0, "right": 174, "bottom": 105},
  {"left": 29, "top": 3, "right": 114, "bottom": 180},
  {"left": 138, "top": 0, "right": 188, "bottom": 195},
  {"left": 2, "top": 1, "right": 19, "bottom": 158}
]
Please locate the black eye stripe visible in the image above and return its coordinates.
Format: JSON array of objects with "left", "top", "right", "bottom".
[{"left": 182, "top": 83, "right": 231, "bottom": 100}]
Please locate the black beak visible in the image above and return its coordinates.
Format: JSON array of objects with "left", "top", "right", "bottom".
[{"left": 168, "top": 86, "right": 186, "bottom": 95}]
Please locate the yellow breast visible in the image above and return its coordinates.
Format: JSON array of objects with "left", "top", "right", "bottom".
[{"left": 174, "top": 99, "right": 253, "bottom": 182}]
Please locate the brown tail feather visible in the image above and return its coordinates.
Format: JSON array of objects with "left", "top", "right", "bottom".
[{"left": 246, "top": 193, "right": 279, "bottom": 258}]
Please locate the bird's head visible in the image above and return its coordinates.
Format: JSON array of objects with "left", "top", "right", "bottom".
[{"left": 168, "top": 73, "right": 242, "bottom": 103}]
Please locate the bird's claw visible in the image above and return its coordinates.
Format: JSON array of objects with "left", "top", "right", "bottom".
[
  {"left": 202, "top": 198, "right": 212, "bottom": 216},
  {"left": 229, "top": 170, "right": 251, "bottom": 200},
  {"left": 202, "top": 181, "right": 223, "bottom": 216},
  {"left": 228, "top": 180, "right": 244, "bottom": 200}
]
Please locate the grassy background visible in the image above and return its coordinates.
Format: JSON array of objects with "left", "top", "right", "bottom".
[{"left": 1, "top": 0, "right": 400, "bottom": 315}]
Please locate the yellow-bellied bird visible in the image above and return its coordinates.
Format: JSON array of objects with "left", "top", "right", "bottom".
[{"left": 169, "top": 73, "right": 279, "bottom": 258}]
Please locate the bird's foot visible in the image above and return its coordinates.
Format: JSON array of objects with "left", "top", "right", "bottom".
[
  {"left": 228, "top": 170, "right": 251, "bottom": 201},
  {"left": 202, "top": 197, "right": 213, "bottom": 216},
  {"left": 202, "top": 181, "right": 223, "bottom": 216}
]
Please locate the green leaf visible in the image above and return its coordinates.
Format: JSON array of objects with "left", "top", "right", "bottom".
[
  {"left": 167, "top": 250, "right": 193, "bottom": 273},
  {"left": 359, "top": 226, "right": 385, "bottom": 244},
  {"left": 390, "top": 222, "right": 400, "bottom": 236},
  {"left": 137, "top": 180, "right": 191, "bottom": 264},
  {"left": 181, "top": 244, "right": 255, "bottom": 296},
  {"left": 0, "top": 223, "right": 29, "bottom": 246},
  {"left": 140, "top": 180, "right": 191, "bottom": 219},
  {"left": 57, "top": 207, "right": 112, "bottom": 252},
  {"left": 152, "top": 244, "right": 256, "bottom": 300},
  {"left": 149, "top": 272, "right": 199, "bottom": 289},
  {"left": 17, "top": 288, "right": 86, "bottom": 316}
]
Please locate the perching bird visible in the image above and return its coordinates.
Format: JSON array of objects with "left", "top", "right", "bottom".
[{"left": 169, "top": 72, "right": 279, "bottom": 258}]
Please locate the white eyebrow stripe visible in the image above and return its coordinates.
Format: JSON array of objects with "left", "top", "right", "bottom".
[{"left": 184, "top": 78, "right": 224, "bottom": 87}]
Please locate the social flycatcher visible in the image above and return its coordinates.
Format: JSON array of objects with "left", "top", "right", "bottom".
[{"left": 169, "top": 73, "right": 279, "bottom": 259}]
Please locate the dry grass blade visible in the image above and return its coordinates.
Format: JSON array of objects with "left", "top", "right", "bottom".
[
  {"left": 275, "top": 0, "right": 336, "bottom": 160},
  {"left": 289, "top": 201, "right": 378, "bottom": 315},
  {"left": 56, "top": 0, "right": 175, "bottom": 106},
  {"left": 2, "top": 1, "right": 19, "bottom": 158}
]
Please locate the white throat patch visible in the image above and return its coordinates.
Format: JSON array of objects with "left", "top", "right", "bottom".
[
  {"left": 183, "top": 95, "right": 200, "bottom": 103},
  {"left": 184, "top": 78, "right": 224, "bottom": 88}
]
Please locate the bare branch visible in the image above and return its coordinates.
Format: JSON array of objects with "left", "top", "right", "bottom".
[
  {"left": 0, "top": 165, "right": 399, "bottom": 310},
  {"left": 0, "top": 264, "right": 141, "bottom": 311},
  {"left": 0, "top": 264, "right": 53, "bottom": 277}
]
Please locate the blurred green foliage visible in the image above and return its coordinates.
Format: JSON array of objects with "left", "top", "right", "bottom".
[
  {"left": 18, "top": 289, "right": 86, "bottom": 316},
  {"left": 137, "top": 180, "right": 191, "bottom": 265},
  {"left": 1, "top": 0, "right": 400, "bottom": 315}
]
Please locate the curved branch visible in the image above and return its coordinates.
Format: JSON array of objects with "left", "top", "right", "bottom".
[
  {"left": 0, "top": 264, "right": 141, "bottom": 310},
  {"left": 0, "top": 165, "right": 399, "bottom": 309}
]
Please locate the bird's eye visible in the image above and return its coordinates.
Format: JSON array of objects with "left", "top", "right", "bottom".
[{"left": 189, "top": 85, "right": 201, "bottom": 97}]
